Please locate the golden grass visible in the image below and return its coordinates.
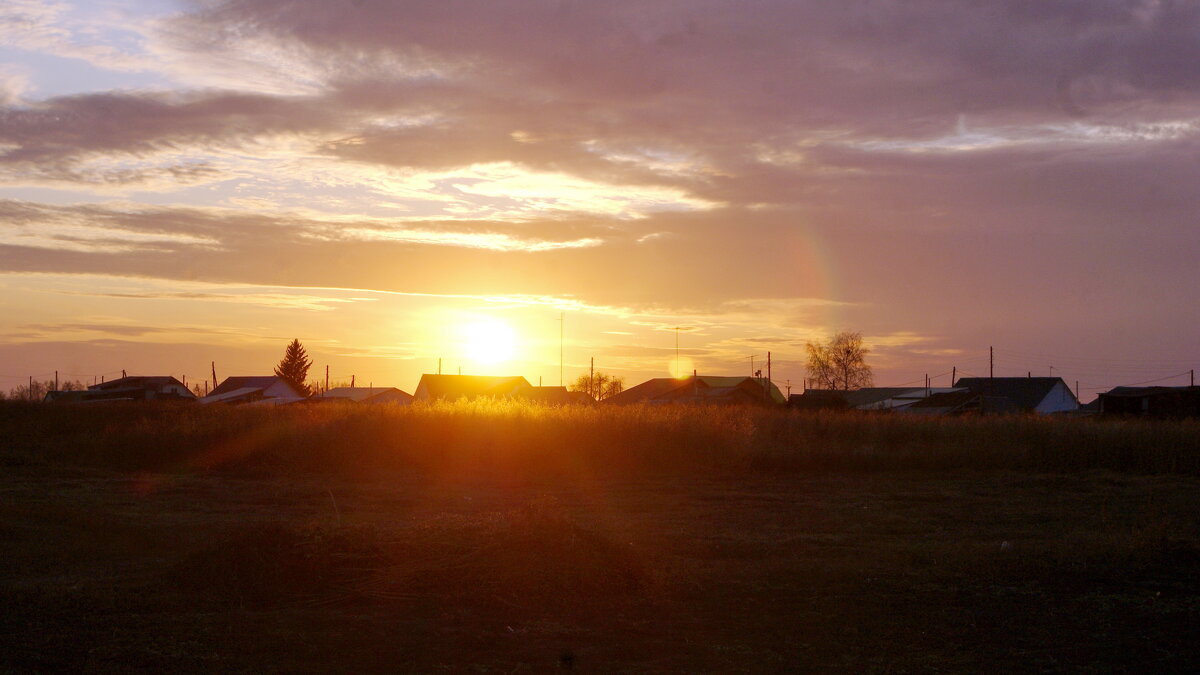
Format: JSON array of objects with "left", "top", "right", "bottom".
[{"left": 2, "top": 399, "right": 1198, "bottom": 476}]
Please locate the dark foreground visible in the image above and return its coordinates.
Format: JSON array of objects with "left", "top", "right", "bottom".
[{"left": 3, "top": 462, "right": 1198, "bottom": 673}]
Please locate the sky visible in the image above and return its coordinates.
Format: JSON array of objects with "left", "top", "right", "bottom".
[{"left": 0, "top": 0, "right": 1197, "bottom": 399}]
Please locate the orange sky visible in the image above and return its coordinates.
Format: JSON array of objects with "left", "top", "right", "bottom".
[{"left": 1, "top": 1, "right": 1197, "bottom": 398}]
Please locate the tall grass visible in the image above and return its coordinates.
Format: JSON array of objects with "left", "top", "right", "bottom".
[{"left": 1, "top": 400, "right": 1197, "bottom": 476}]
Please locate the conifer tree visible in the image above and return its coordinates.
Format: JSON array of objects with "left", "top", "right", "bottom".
[{"left": 274, "top": 339, "right": 313, "bottom": 396}]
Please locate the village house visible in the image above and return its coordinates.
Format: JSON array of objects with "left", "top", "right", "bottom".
[
  {"left": 412, "top": 374, "right": 534, "bottom": 402},
  {"left": 200, "top": 376, "right": 307, "bottom": 406},
  {"left": 952, "top": 377, "right": 1079, "bottom": 414},
  {"left": 1098, "top": 386, "right": 1200, "bottom": 418},
  {"left": 45, "top": 375, "right": 196, "bottom": 403},
  {"left": 604, "top": 375, "right": 785, "bottom": 406},
  {"left": 314, "top": 386, "right": 413, "bottom": 405}
]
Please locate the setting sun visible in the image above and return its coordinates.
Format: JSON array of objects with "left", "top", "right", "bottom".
[{"left": 461, "top": 318, "right": 517, "bottom": 365}]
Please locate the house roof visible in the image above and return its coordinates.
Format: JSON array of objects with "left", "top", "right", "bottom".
[
  {"left": 902, "top": 390, "right": 981, "bottom": 415},
  {"left": 209, "top": 376, "right": 303, "bottom": 398},
  {"left": 953, "top": 377, "right": 1072, "bottom": 411},
  {"left": 89, "top": 375, "right": 189, "bottom": 392},
  {"left": 1100, "top": 385, "right": 1199, "bottom": 398},
  {"left": 415, "top": 374, "right": 532, "bottom": 400},
  {"left": 318, "top": 386, "right": 411, "bottom": 402},
  {"left": 199, "top": 387, "right": 265, "bottom": 404},
  {"left": 605, "top": 376, "right": 785, "bottom": 405},
  {"left": 801, "top": 387, "right": 921, "bottom": 408}
]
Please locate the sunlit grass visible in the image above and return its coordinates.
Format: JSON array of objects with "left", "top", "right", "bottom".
[{"left": 2, "top": 400, "right": 1197, "bottom": 476}]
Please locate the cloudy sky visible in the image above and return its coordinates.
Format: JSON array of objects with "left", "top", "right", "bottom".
[{"left": 1, "top": 0, "right": 1197, "bottom": 397}]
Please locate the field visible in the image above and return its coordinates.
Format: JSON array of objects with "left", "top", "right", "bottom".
[{"left": 2, "top": 401, "right": 1199, "bottom": 672}]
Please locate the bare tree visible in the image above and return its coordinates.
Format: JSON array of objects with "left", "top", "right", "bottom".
[
  {"left": 569, "top": 371, "right": 625, "bottom": 401},
  {"left": 806, "top": 331, "right": 873, "bottom": 390}
]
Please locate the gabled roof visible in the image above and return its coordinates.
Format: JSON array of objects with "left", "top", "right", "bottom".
[
  {"left": 317, "top": 387, "right": 412, "bottom": 403},
  {"left": 902, "top": 390, "right": 981, "bottom": 415},
  {"left": 199, "top": 387, "right": 266, "bottom": 404},
  {"left": 415, "top": 374, "right": 532, "bottom": 400},
  {"left": 1100, "top": 385, "right": 1199, "bottom": 398},
  {"left": 89, "top": 376, "right": 190, "bottom": 393},
  {"left": 953, "top": 377, "right": 1073, "bottom": 411},
  {"left": 605, "top": 376, "right": 785, "bottom": 405},
  {"left": 209, "top": 376, "right": 303, "bottom": 398},
  {"left": 800, "top": 387, "right": 920, "bottom": 408}
]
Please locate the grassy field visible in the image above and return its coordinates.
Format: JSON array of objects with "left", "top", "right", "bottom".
[{"left": 2, "top": 401, "right": 1198, "bottom": 672}]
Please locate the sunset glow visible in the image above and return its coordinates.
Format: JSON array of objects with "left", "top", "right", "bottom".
[
  {"left": 461, "top": 318, "right": 517, "bottom": 366},
  {"left": 0, "top": 1, "right": 1196, "bottom": 397}
]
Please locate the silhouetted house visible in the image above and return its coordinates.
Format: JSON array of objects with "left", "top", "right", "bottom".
[
  {"left": 201, "top": 376, "right": 306, "bottom": 406},
  {"left": 952, "top": 377, "right": 1078, "bottom": 414},
  {"left": 604, "top": 376, "right": 785, "bottom": 406},
  {"left": 413, "top": 374, "right": 533, "bottom": 402},
  {"left": 45, "top": 376, "right": 195, "bottom": 403},
  {"left": 315, "top": 386, "right": 413, "bottom": 405},
  {"left": 524, "top": 386, "right": 593, "bottom": 405},
  {"left": 900, "top": 390, "right": 989, "bottom": 415},
  {"left": 791, "top": 387, "right": 964, "bottom": 411},
  {"left": 1098, "top": 386, "right": 1200, "bottom": 418},
  {"left": 788, "top": 390, "right": 849, "bottom": 410}
]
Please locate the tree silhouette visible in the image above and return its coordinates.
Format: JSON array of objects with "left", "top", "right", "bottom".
[
  {"left": 806, "top": 331, "right": 873, "bottom": 390},
  {"left": 274, "top": 339, "right": 314, "bottom": 396},
  {"left": 569, "top": 371, "right": 625, "bottom": 401}
]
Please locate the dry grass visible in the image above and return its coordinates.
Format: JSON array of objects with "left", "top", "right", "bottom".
[
  {"left": 2, "top": 399, "right": 1198, "bottom": 476},
  {"left": 2, "top": 401, "right": 1199, "bottom": 671}
]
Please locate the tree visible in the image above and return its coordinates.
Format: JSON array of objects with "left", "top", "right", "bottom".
[
  {"left": 805, "top": 331, "right": 873, "bottom": 390},
  {"left": 569, "top": 371, "right": 625, "bottom": 401},
  {"left": 274, "top": 339, "right": 314, "bottom": 396}
]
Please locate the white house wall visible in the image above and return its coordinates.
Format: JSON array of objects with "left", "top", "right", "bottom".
[{"left": 1034, "top": 381, "right": 1079, "bottom": 414}]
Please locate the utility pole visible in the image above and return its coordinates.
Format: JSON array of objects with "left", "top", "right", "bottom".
[
  {"left": 1049, "top": 366, "right": 1054, "bottom": 378},
  {"left": 54, "top": 371, "right": 58, "bottom": 391},
  {"left": 558, "top": 312, "right": 564, "bottom": 386},
  {"left": 1191, "top": 369, "right": 1195, "bottom": 387},
  {"left": 767, "top": 351, "right": 772, "bottom": 388},
  {"left": 325, "top": 365, "right": 329, "bottom": 392},
  {"left": 674, "top": 326, "right": 681, "bottom": 378},
  {"left": 1075, "top": 380, "right": 1079, "bottom": 401},
  {"left": 204, "top": 380, "right": 208, "bottom": 396},
  {"left": 952, "top": 366, "right": 956, "bottom": 386},
  {"left": 211, "top": 362, "right": 217, "bottom": 389},
  {"left": 438, "top": 358, "right": 442, "bottom": 375},
  {"left": 351, "top": 374, "right": 355, "bottom": 387},
  {"left": 749, "top": 355, "right": 755, "bottom": 378},
  {"left": 786, "top": 380, "right": 791, "bottom": 397},
  {"left": 989, "top": 347, "right": 994, "bottom": 379},
  {"left": 590, "top": 356, "right": 594, "bottom": 399}
]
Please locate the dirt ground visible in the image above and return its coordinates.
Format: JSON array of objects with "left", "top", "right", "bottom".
[{"left": 2, "top": 463, "right": 1198, "bottom": 673}]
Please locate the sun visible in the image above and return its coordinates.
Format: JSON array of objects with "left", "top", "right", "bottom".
[{"left": 461, "top": 318, "right": 517, "bottom": 365}]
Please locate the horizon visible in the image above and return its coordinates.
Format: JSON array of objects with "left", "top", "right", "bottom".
[{"left": 2, "top": 1, "right": 1198, "bottom": 400}]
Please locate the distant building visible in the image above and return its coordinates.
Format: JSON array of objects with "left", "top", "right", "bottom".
[
  {"left": 200, "top": 376, "right": 307, "bottom": 406},
  {"left": 1098, "top": 386, "right": 1200, "bottom": 418},
  {"left": 314, "top": 386, "right": 413, "bottom": 405},
  {"left": 524, "top": 385, "right": 594, "bottom": 405},
  {"left": 45, "top": 376, "right": 196, "bottom": 403},
  {"left": 413, "top": 374, "right": 533, "bottom": 402},
  {"left": 953, "top": 377, "right": 1078, "bottom": 414},
  {"left": 795, "top": 387, "right": 964, "bottom": 412},
  {"left": 604, "top": 376, "right": 785, "bottom": 406}
]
